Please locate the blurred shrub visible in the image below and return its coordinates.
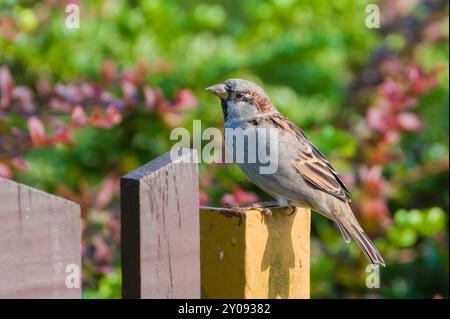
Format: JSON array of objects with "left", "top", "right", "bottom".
[{"left": 1, "top": 0, "right": 448, "bottom": 298}]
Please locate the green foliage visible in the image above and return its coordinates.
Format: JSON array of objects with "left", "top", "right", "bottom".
[
  {"left": 1, "top": 0, "right": 448, "bottom": 299},
  {"left": 83, "top": 268, "right": 121, "bottom": 299},
  {"left": 390, "top": 207, "right": 446, "bottom": 247}
]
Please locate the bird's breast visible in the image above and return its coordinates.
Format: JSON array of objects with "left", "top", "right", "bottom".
[{"left": 223, "top": 121, "right": 313, "bottom": 205}]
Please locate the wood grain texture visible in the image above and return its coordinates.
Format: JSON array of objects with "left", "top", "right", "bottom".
[
  {"left": 200, "top": 207, "right": 310, "bottom": 299},
  {"left": 121, "top": 148, "right": 200, "bottom": 299},
  {"left": 0, "top": 177, "right": 81, "bottom": 299}
]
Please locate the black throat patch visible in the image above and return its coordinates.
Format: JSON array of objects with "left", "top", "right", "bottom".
[{"left": 220, "top": 98, "right": 228, "bottom": 121}]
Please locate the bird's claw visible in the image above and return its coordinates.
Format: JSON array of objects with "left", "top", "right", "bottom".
[
  {"left": 224, "top": 203, "right": 273, "bottom": 216},
  {"left": 250, "top": 203, "right": 272, "bottom": 216},
  {"left": 287, "top": 205, "right": 296, "bottom": 216},
  {"left": 226, "top": 207, "right": 247, "bottom": 214}
]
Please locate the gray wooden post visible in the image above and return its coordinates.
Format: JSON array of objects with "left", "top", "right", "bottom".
[
  {"left": 0, "top": 177, "right": 81, "bottom": 298},
  {"left": 121, "top": 148, "right": 200, "bottom": 298}
]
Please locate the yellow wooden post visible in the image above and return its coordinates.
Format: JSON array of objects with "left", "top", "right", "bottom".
[{"left": 200, "top": 207, "right": 310, "bottom": 299}]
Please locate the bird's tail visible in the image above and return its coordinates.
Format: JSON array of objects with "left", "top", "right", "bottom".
[
  {"left": 327, "top": 202, "right": 386, "bottom": 267},
  {"left": 346, "top": 221, "right": 385, "bottom": 267}
]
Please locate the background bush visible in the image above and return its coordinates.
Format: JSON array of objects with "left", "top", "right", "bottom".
[{"left": 1, "top": 0, "right": 448, "bottom": 298}]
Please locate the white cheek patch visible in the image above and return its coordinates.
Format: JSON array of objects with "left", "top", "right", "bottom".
[{"left": 227, "top": 101, "right": 258, "bottom": 120}]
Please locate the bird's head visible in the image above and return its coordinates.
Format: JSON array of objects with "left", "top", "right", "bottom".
[{"left": 206, "top": 79, "right": 276, "bottom": 121}]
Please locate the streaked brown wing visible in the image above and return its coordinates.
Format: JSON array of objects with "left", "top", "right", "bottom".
[{"left": 272, "top": 114, "right": 351, "bottom": 202}]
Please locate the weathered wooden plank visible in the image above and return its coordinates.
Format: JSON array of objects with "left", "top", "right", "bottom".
[
  {"left": 121, "top": 148, "right": 200, "bottom": 299},
  {"left": 0, "top": 177, "right": 81, "bottom": 298},
  {"left": 200, "top": 207, "right": 310, "bottom": 299}
]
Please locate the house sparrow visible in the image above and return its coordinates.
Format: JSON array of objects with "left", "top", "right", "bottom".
[{"left": 206, "top": 78, "right": 385, "bottom": 267}]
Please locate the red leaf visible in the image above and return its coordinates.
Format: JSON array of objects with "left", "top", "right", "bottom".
[
  {"left": 27, "top": 116, "right": 47, "bottom": 146},
  {"left": 359, "top": 165, "right": 388, "bottom": 195},
  {"left": 0, "top": 162, "right": 12, "bottom": 179},
  {"left": 95, "top": 176, "right": 119, "bottom": 209},
  {"left": 0, "top": 67, "right": 14, "bottom": 109},
  {"left": 12, "top": 86, "right": 35, "bottom": 112},
  {"left": 340, "top": 173, "right": 355, "bottom": 188},
  {"left": 120, "top": 80, "right": 138, "bottom": 106},
  {"left": 101, "top": 60, "right": 117, "bottom": 82},
  {"left": 396, "top": 112, "right": 422, "bottom": 131},
  {"left": 92, "top": 236, "right": 112, "bottom": 261},
  {"left": 221, "top": 193, "right": 238, "bottom": 207},
  {"left": 106, "top": 105, "right": 122, "bottom": 125},
  {"left": 360, "top": 198, "right": 390, "bottom": 225},
  {"left": 131, "top": 59, "right": 149, "bottom": 83},
  {"left": 366, "top": 107, "right": 390, "bottom": 132},
  {"left": 199, "top": 191, "right": 208, "bottom": 206},
  {"left": 378, "top": 79, "right": 402, "bottom": 103},
  {"left": 0, "top": 16, "right": 16, "bottom": 41},
  {"left": 378, "top": 78, "right": 417, "bottom": 110},
  {"left": 90, "top": 106, "right": 122, "bottom": 128},
  {"left": 36, "top": 78, "right": 51, "bottom": 96},
  {"left": 173, "top": 89, "right": 198, "bottom": 109},
  {"left": 221, "top": 186, "right": 259, "bottom": 207},
  {"left": 408, "top": 67, "right": 438, "bottom": 94},
  {"left": 143, "top": 86, "right": 160, "bottom": 110},
  {"left": 90, "top": 109, "right": 109, "bottom": 128},
  {"left": 79, "top": 83, "right": 95, "bottom": 100},
  {"left": 50, "top": 97, "right": 71, "bottom": 112},
  {"left": 383, "top": 131, "right": 400, "bottom": 144},
  {"left": 53, "top": 128, "right": 73, "bottom": 146},
  {"left": 71, "top": 105, "right": 87, "bottom": 126},
  {"left": 233, "top": 186, "right": 258, "bottom": 205},
  {"left": 11, "top": 157, "right": 29, "bottom": 171}
]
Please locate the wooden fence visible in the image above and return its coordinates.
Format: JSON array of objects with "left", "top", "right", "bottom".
[
  {"left": 0, "top": 177, "right": 81, "bottom": 298},
  {"left": 0, "top": 148, "right": 310, "bottom": 299}
]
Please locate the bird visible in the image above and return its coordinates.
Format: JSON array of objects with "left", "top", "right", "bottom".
[{"left": 206, "top": 78, "right": 385, "bottom": 267}]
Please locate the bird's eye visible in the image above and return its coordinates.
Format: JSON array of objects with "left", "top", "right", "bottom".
[{"left": 235, "top": 92, "right": 244, "bottom": 99}]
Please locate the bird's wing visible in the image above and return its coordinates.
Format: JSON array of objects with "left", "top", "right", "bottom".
[{"left": 271, "top": 114, "right": 352, "bottom": 202}]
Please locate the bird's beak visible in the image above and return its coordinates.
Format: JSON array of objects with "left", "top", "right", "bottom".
[{"left": 205, "top": 83, "right": 228, "bottom": 99}]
